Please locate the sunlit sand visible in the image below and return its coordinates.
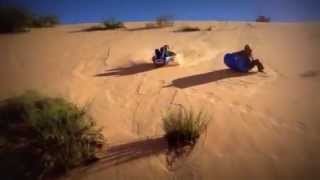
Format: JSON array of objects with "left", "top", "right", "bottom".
[{"left": 1, "top": 21, "right": 319, "bottom": 179}]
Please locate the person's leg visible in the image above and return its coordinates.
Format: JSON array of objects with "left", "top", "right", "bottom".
[
  {"left": 155, "top": 49, "right": 160, "bottom": 59},
  {"left": 251, "top": 59, "right": 264, "bottom": 72},
  {"left": 165, "top": 56, "right": 171, "bottom": 64},
  {"left": 160, "top": 47, "right": 165, "bottom": 59}
]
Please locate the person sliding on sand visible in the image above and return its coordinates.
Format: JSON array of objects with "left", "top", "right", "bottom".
[
  {"left": 160, "top": 45, "right": 175, "bottom": 60},
  {"left": 224, "top": 45, "right": 264, "bottom": 73},
  {"left": 155, "top": 45, "right": 169, "bottom": 59},
  {"left": 234, "top": 45, "right": 265, "bottom": 72},
  {"left": 153, "top": 45, "right": 176, "bottom": 66}
]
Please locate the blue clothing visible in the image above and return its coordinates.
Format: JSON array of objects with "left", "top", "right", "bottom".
[
  {"left": 153, "top": 47, "right": 176, "bottom": 66},
  {"left": 155, "top": 49, "right": 161, "bottom": 59},
  {"left": 224, "top": 53, "right": 251, "bottom": 72},
  {"left": 160, "top": 47, "right": 169, "bottom": 59}
]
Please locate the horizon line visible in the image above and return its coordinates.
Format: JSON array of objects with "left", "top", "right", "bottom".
[{"left": 59, "top": 19, "right": 320, "bottom": 25}]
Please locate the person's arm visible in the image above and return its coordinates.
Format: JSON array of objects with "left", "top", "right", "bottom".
[
  {"left": 248, "top": 55, "right": 254, "bottom": 61},
  {"left": 233, "top": 50, "right": 242, "bottom": 56},
  {"left": 168, "top": 50, "right": 176, "bottom": 56},
  {"left": 160, "top": 47, "right": 165, "bottom": 59}
]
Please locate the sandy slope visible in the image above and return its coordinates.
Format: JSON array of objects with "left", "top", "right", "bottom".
[{"left": 1, "top": 21, "right": 320, "bottom": 179}]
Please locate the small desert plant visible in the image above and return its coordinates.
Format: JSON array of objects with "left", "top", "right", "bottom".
[
  {"left": 82, "top": 18, "right": 124, "bottom": 32},
  {"left": 256, "top": 16, "right": 270, "bottom": 22},
  {"left": 134, "top": 15, "right": 173, "bottom": 30},
  {"left": 156, "top": 15, "right": 174, "bottom": 27},
  {"left": 206, "top": 26, "right": 212, "bottom": 31},
  {"left": 32, "top": 15, "right": 59, "bottom": 28},
  {"left": 0, "top": 91, "right": 104, "bottom": 179},
  {"left": 103, "top": 18, "right": 125, "bottom": 30},
  {"left": 0, "top": 6, "right": 33, "bottom": 33},
  {"left": 0, "top": 5, "right": 60, "bottom": 33},
  {"left": 145, "top": 22, "right": 159, "bottom": 29},
  {"left": 163, "top": 107, "right": 208, "bottom": 149},
  {"left": 176, "top": 26, "right": 201, "bottom": 32}
]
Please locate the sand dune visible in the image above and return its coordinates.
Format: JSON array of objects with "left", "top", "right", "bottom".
[{"left": 1, "top": 21, "right": 320, "bottom": 179}]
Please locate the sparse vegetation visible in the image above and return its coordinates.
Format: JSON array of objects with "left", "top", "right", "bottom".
[
  {"left": 0, "top": 91, "right": 104, "bottom": 179},
  {"left": 175, "top": 26, "right": 201, "bottom": 32},
  {"left": 206, "top": 26, "right": 212, "bottom": 31},
  {"left": 83, "top": 18, "right": 125, "bottom": 32},
  {"left": 32, "top": 15, "right": 59, "bottom": 28},
  {"left": 0, "top": 6, "right": 32, "bottom": 33},
  {"left": 162, "top": 107, "right": 208, "bottom": 149},
  {"left": 256, "top": 16, "right": 270, "bottom": 22},
  {"left": 145, "top": 22, "right": 159, "bottom": 29},
  {"left": 103, "top": 18, "right": 125, "bottom": 29},
  {"left": 139, "top": 15, "right": 174, "bottom": 30},
  {"left": 0, "top": 5, "right": 59, "bottom": 33},
  {"left": 156, "top": 15, "right": 174, "bottom": 27}
]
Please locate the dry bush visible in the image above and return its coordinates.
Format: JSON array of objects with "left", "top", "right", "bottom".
[
  {"left": 0, "top": 91, "right": 104, "bottom": 179},
  {"left": 206, "top": 26, "right": 212, "bottom": 31},
  {"left": 145, "top": 22, "right": 158, "bottom": 29},
  {"left": 0, "top": 6, "right": 32, "bottom": 33},
  {"left": 156, "top": 15, "right": 174, "bottom": 27},
  {"left": 256, "top": 16, "right": 271, "bottom": 22},
  {"left": 162, "top": 107, "right": 209, "bottom": 149},
  {"left": 0, "top": 5, "right": 60, "bottom": 33},
  {"left": 103, "top": 18, "right": 125, "bottom": 30},
  {"left": 32, "top": 15, "right": 59, "bottom": 28}
]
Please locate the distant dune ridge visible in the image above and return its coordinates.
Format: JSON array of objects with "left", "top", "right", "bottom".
[{"left": 1, "top": 21, "right": 320, "bottom": 179}]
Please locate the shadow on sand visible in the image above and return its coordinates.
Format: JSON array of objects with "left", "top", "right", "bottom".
[
  {"left": 166, "top": 69, "right": 257, "bottom": 89},
  {"left": 127, "top": 26, "right": 163, "bottom": 31},
  {"left": 172, "top": 27, "right": 201, "bottom": 33},
  {"left": 69, "top": 26, "right": 125, "bottom": 33},
  {"left": 76, "top": 137, "right": 168, "bottom": 174},
  {"left": 95, "top": 62, "right": 178, "bottom": 77},
  {"left": 300, "top": 69, "right": 319, "bottom": 78},
  {"left": 100, "top": 137, "right": 167, "bottom": 166},
  {"left": 70, "top": 25, "right": 163, "bottom": 33},
  {"left": 75, "top": 137, "right": 194, "bottom": 175},
  {"left": 94, "top": 63, "right": 156, "bottom": 77},
  {"left": 69, "top": 27, "right": 105, "bottom": 33},
  {"left": 173, "top": 29, "right": 201, "bottom": 33}
]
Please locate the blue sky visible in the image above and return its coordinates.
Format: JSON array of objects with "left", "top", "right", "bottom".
[{"left": 0, "top": 0, "right": 319, "bottom": 23}]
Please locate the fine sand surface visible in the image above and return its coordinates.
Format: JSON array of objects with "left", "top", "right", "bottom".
[{"left": 1, "top": 21, "right": 320, "bottom": 179}]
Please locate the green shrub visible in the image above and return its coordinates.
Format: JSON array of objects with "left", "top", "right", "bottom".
[
  {"left": 0, "top": 91, "right": 104, "bottom": 179},
  {"left": 136, "top": 16, "right": 173, "bottom": 30},
  {"left": 145, "top": 22, "right": 158, "bottom": 29},
  {"left": 0, "top": 6, "right": 33, "bottom": 33},
  {"left": 162, "top": 107, "right": 208, "bottom": 149},
  {"left": 0, "top": 6, "right": 60, "bottom": 33},
  {"left": 256, "top": 16, "right": 270, "bottom": 22},
  {"left": 32, "top": 15, "right": 59, "bottom": 28},
  {"left": 156, "top": 15, "right": 174, "bottom": 27},
  {"left": 103, "top": 18, "right": 125, "bottom": 30}
]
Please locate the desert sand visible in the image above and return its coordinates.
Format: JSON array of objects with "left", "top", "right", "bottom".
[{"left": 1, "top": 21, "right": 320, "bottom": 179}]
